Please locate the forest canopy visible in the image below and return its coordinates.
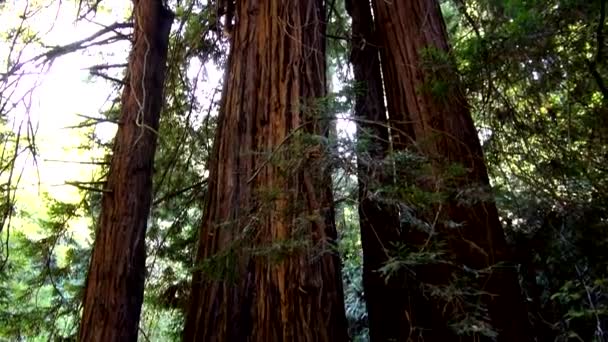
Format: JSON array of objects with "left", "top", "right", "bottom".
[{"left": 0, "top": 0, "right": 606, "bottom": 341}]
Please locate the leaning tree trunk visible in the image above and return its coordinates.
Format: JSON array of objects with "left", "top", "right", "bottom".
[
  {"left": 366, "top": 0, "right": 530, "bottom": 340},
  {"left": 78, "top": 1, "right": 173, "bottom": 341},
  {"left": 183, "top": 0, "right": 348, "bottom": 341}
]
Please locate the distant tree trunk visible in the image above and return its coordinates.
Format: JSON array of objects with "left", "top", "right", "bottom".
[
  {"left": 183, "top": 0, "right": 348, "bottom": 341},
  {"left": 78, "top": 1, "right": 173, "bottom": 341},
  {"left": 366, "top": 0, "right": 530, "bottom": 340}
]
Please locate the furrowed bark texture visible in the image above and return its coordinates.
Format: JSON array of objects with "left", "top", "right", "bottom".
[
  {"left": 183, "top": 0, "right": 348, "bottom": 341},
  {"left": 369, "top": 0, "right": 530, "bottom": 340},
  {"left": 346, "top": 0, "right": 410, "bottom": 340},
  {"left": 78, "top": 1, "right": 173, "bottom": 341}
]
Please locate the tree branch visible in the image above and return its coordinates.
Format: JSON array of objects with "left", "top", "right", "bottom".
[
  {"left": 44, "top": 158, "right": 110, "bottom": 165},
  {"left": 153, "top": 180, "right": 208, "bottom": 206},
  {"left": 85, "top": 63, "right": 128, "bottom": 71},
  {"left": 75, "top": 113, "right": 119, "bottom": 124},
  {"left": 588, "top": 0, "right": 608, "bottom": 100},
  {"left": 1, "top": 22, "right": 132, "bottom": 82},
  {"left": 89, "top": 70, "right": 127, "bottom": 85},
  {"left": 596, "top": 0, "right": 606, "bottom": 64},
  {"left": 65, "top": 181, "right": 111, "bottom": 193},
  {"left": 586, "top": 59, "right": 608, "bottom": 100}
]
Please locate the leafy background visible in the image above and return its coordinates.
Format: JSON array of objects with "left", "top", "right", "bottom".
[{"left": 0, "top": 0, "right": 606, "bottom": 340}]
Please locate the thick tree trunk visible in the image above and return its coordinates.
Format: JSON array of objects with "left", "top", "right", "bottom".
[
  {"left": 78, "top": 1, "right": 173, "bottom": 341},
  {"left": 366, "top": 0, "right": 530, "bottom": 340},
  {"left": 183, "top": 0, "right": 348, "bottom": 341}
]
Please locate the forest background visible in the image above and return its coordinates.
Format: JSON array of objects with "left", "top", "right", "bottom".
[{"left": 0, "top": 0, "right": 606, "bottom": 341}]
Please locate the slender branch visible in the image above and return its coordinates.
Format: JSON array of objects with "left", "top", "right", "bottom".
[
  {"left": 85, "top": 63, "right": 128, "bottom": 71},
  {"left": 139, "top": 326, "right": 152, "bottom": 342},
  {"left": 247, "top": 121, "right": 312, "bottom": 184},
  {"left": 65, "top": 181, "right": 111, "bottom": 193},
  {"left": 77, "top": 0, "right": 104, "bottom": 20},
  {"left": 327, "top": 0, "right": 337, "bottom": 23},
  {"left": 42, "top": 22, "right": 129, "bottom": 55},
  {"left": 587, "top": 0, "right": 608, "bottom": 100},
  {"left": 75, "top": 113, "right": 119, "bottom": 124},
  {"left": 586, "top": 59, "right": 608, "bottom": 100},
  {"left": 574, "top": 265, "right": 605, "bottom": 339},
  {"left": 1, "top": 22, "right": 132, "bottom": 82},
  {"left": 596, "top": 0, "right": 606, "bottom": 64},
  {"left": 44, "top": 158, "right": 110, "bottom": 165},
  {"left": 89, "top": 70, "right": 127, "bottom": 85},
  {"left": 325, "top": 33, "right": 351, "bottom": 41},
  {"left": 153, "top": 180, "right": 208, "bottom": 206}
]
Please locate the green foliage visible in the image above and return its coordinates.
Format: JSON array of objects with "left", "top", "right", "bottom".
[
  {"left": 378, "top": 242, "right": 446, "bottom": 280},
  {"left": 336, "top": 203, "right": 368, "bottom": 341},
  {"left": 449, "top": 0, "right": 608, "bottom": 339},
  {"left": 0, "top": 196, "right": 93, "bottom": 340},
  {"left": 0, "top": 0, "right": 606, "bottom": 341},
  {"left": 419, "top": 46, "right": 461, "bottom": 101}
]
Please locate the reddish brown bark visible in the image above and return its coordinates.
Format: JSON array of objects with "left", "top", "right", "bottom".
[
  {"left": 183, "top": 0, "right": 348, "bottom": 341},
  {"left": 364, "top": 0, "right": 530, "bottom": 340},
  {"left": 78, "top": 1, "right": 173, "bottom": 341},
  {"left": 346, "top": 0, "right": 410, "bottom": 340}
]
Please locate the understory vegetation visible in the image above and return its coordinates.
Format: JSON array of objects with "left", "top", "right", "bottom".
[{"left": 0, "top": 0, "right": 606, "bottom": 341}]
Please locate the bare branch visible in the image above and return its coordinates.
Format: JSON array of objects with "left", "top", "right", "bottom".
[
  {"left": 596, "top": 0, "right": 606, "bottom": 64},
  {"left": 65, "top": 181, "right": 110, "bottom": 193},
  {"left": 75, "top": 113, "right": 119, "bottom": 124},
  {"left": 44, "top": 158, "right": 110, "bottom": 165},
  {"left": 89, "top": 70, "right": 127, "bottom": 86},
  {"left": 85, "top": 63, "right": 128, "bottom": 71},
  {"left": 1, "top": 22, "right": 132, "bottom": 82},
  {"left": 153, "top": 180, "right": 208, "bottom": 206}
]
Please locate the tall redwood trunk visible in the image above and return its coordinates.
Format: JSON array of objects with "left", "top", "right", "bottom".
[
  {"left": 364, "top": 0, "right": 530, "bottom": 340},
  {"left": 78, "top": 1, "right": 173, "bottom": 341},
  {"left": 183, "top": 0, "right": 348, "bottom": 341},
  {"left": 345, "top": 0, "right": 407, "bottom": 340}
]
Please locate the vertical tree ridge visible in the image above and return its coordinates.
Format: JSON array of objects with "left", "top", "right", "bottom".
[
  {"left": 183, "top": 0, "right": 348, "bottom": 341},
  {"left": 78, "top": 1, "right": 174, "bottom": 341}
]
